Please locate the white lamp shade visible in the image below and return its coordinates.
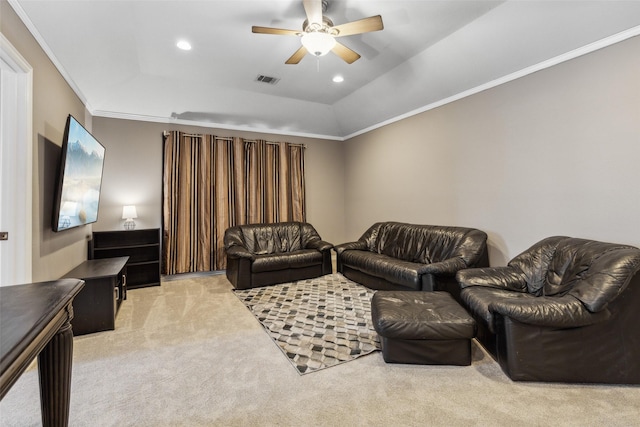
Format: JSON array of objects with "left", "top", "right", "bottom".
[
  {"left": 122, "top": 205, "right": 138, "bottom": 219},
  {"left": 301, "top": 32, "right": 336, "bottom": 57}
]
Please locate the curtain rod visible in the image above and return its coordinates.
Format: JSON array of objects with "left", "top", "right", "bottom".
[
  {"left": 244, "top": 139, "right": 306, "bottom": 148},
  {"left": 163, "top": 131, "right": 305, "bottom": 148}
]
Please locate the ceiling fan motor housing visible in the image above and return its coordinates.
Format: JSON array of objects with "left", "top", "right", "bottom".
[{"left": 302, "top": 16, "right": 338, "bottom": 36}]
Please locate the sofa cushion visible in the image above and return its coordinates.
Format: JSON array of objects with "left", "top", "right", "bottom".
[
  {"left": 374, "top": 224, "right": 430, "bottom": 262},
  {"left": 363, "top": 222, "right": 486, "bottom": 267},
  {"left": 544, "top": 238, "right": 598, "bottom": 297},
  {"left": 505, "top": 237, "right": 640, "bottom": 311},
  {"left": 461, "top": 284, "right": 612, "bottom": 332},
  {"left": 507, "top": 236, "right": 567, "bottom": 296},
  {"left": 373, "top": 291, "right": 476, "bottom": 340},
  {"left": 565, "top": 246, "right": 640, "bottom": 312},
  {"left": 340, "top": 250, "right": 423, "bottom": 289},
  {"left": 460, "top": 286, "right": 513, "bottom": 333},
  {"left": 544, "top": 239, "right": 640, "bottom": 305},
  {"left": 239, "top": 223, "right": 303, "bottom": 255},
  {"left": 252, "top": 249, "right": 323, "bottom": 273},
  {"left": 509, "top": 236, "right": 640, "bottom": 313}
]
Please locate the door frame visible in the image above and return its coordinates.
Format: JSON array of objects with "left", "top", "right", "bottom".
[{"left": 0, "top": 33, "right": 33, "bottom": 285}]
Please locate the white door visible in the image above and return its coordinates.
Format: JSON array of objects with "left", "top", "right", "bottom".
[{"left": 0, "top": 34, "right": 33, "bottom": 286}]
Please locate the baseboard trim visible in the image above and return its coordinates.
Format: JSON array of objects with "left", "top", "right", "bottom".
[{"left": 162, "top": 270, "right": 225, "bottom": 282}]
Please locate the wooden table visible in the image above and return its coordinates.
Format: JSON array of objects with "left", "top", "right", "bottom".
[{"left": 0, "top": 279, "right": 84, "bottom": 427}]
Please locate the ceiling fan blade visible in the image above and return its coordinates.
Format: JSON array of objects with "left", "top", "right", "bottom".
[
  {"left": 331, "top": 42, "right": 361, "bottom": 64},
  {"left": 303, "top": 0, "right": 323, "bottom": 25},
  {"left": 252, "top": 26, "right": 301, "bottom": 36},
  {"left": 285, "top": 46, "right": 308, "bottom": 64},
  {"left": 333, "top": 15, "right": 384, "bottom": 37}
]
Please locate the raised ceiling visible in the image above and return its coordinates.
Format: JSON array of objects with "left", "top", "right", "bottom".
[{"left": 9, "top": 0, "right": 640, "bottom": 140}]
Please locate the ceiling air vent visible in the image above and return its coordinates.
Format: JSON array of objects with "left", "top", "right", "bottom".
[{"left": 256, "top": 75, "right": 280, "bottom": 85}]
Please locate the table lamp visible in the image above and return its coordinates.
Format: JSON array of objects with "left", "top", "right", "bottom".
[{"left": 122, "top": 205, "right": 137, "bottom": 230}]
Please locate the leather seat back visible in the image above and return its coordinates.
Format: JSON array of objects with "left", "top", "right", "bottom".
[
  {"left": 360, "top": 222, "right": 486, "bottom": 266},
  {"left": 239, "top": 222, "right": 303, "bottom": 255},
  {"left": 508, "top": 236, "right": 640, "bottom": 312},
  {"left": 226, "top": 222, "right": 325, "bottom": 256}
]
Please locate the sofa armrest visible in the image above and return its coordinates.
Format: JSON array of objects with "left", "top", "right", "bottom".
[
  {"left": 490, "top": 295, "right": 610, "bottom": 328},
  {"left": 419, "top": 257, "right": 467, "bottom": 276},
  {"left": 333, "top": 241, "right": 367, "bottom": 256},
  {"left": 225, "top": 245, "right": 255, "bottom": 260},
  {"left": 456, "top": 267, "right": 528, "bottom": 292},
  {"left": 306, "top": 239, "right": 333, "bottom": 252}
]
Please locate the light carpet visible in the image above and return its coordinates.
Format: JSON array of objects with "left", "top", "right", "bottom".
[
  {"left": 234, "top": 274, "right": 380, "bottom": 374},
  {"left": 1, "top": 274, "right": 639, "bottom": 426}
]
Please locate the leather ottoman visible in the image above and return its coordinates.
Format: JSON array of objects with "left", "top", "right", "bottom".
[{"left": 371, "top": 291, "right": 476, "bottom": 365}]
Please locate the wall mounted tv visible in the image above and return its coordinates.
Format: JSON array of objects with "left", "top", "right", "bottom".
[{"left": 52, "top": 114, "right": 106, "bottom": 232}]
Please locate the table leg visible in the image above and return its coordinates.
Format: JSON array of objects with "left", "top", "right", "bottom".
[{"left": 37, "top": 319, "right": 73, "bottom": 427}]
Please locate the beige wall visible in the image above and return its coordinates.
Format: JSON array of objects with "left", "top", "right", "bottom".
[
  {"left": 2, "top": 1, "right": 90, "bottom": 281},
  {"left": 344, "top": 35, "right": 640, "bottom": 265},
  {"left": 91, "top": 118, "right": 346, "bottom": 246},
  {"left": 5, "top": 0, "right": 639, "bottom": 276}
]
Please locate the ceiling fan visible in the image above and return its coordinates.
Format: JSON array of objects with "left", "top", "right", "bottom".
[{"left": 252, "top": 0, "right": 384, "bottom": 64}]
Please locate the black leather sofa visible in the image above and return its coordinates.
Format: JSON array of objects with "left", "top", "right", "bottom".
[
  {"left": 224, "top": 222, "right": 333, "bottom": 289},
  {"left": 457, "top": 236, "right": 640, "bottom": 383},
  {"left": 334, "top": 222, "right": 488, "bottom": 296}
]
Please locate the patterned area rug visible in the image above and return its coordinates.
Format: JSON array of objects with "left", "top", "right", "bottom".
[{"left": 234, "top": 274, "right": 380, "bottom": 375}]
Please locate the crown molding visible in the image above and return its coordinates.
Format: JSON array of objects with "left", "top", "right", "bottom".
[
  {"left": 91, "top": 110, "right": 345, "bottom": 142},
  {"left": 7, "top": 0, "right": 93, "bottom": 111},
  {"left": 9, "top": 0, "right": 639, "bottom": 143},
  {"left": 343, "top": 25, "right": 640, "bottom": 141}
]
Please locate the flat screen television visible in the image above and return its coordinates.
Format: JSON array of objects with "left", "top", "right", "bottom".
[{"left": 52, "top": 114, "right": 106, "bottom": 232}]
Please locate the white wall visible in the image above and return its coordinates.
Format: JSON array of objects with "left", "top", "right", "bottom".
[{"left": 344, "top": 35, "right": 640, "bottom": 266}]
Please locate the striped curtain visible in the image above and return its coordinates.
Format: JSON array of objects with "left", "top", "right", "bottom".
[{"left": 162, "top": 132, "right": 305, "bottom": 275}]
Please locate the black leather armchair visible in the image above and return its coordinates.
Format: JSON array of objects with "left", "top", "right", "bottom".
[
  {"left": 224, "top": 222, "right": 333, "bottom": 289},
  {"left": 457, "top": 236, "right": 640, "bottom": 383}
]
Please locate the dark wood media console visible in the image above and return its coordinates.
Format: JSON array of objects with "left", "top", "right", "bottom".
[
  {"left": 89, "top": 229, "right": 161, "bottom": 289},
  {"left": 62, "top": 257, "right": 128, "bottom": 336}
]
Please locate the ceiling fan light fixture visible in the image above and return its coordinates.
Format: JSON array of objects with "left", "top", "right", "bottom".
[
  {"left": 301, "top": 31, "right": 336, "bottom": 57},
  {"left": 176, "top": 40, "right": 192, "bottom": 51},
  {"left": 252, "top": 1, "right": 383, "bottom": 64}
]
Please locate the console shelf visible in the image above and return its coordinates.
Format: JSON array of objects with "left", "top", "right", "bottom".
[
  {"left": 62, "top": 257, "right": 128, "bottom": 336},
  {"left": 89, "top": 229, "right": 161, "bottom": 289}
]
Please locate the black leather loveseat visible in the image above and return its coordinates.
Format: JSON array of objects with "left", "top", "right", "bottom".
[
  {"left": 334, "top": 222, "right": 488, "bottom": 296},
  {"left": 457, "top": 236, "right": 640, "bottom": 383},
  {"left": 224, "top": 222, "right": 333, "bottom": 289}
]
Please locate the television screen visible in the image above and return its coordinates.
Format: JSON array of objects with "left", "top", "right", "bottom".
[{"left": 52, "top": 115, "right": 106, "bottom": 232}]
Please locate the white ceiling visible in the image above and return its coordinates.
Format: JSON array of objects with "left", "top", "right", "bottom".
[{"left": 9, "top": 0, "right": 640, "bottom": 140}]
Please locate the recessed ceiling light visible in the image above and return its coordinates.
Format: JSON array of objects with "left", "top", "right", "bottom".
[
  {"left": 332, "top": 75, "right": 344, "bottom": 83},
  {"left": 176, "top": 40, "right": 192, "bottom": 51}
]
